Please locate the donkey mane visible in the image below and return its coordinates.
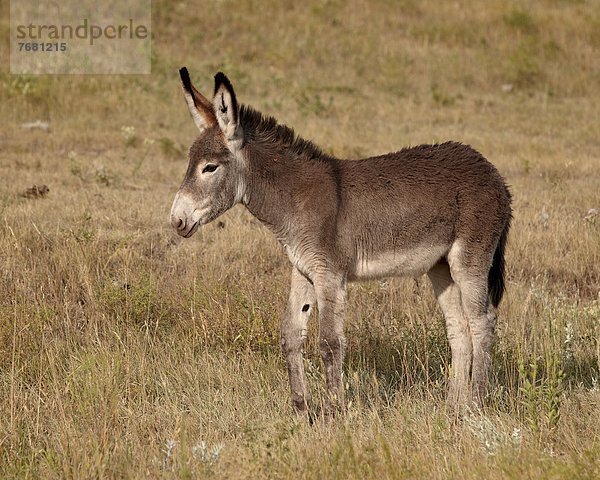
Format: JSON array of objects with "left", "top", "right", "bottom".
[
  {"left": 239, "top": 105, "right": 477, "bottom": 166},
  {"left": 239, "top": 105, "right": 333, "bottom": 162}
]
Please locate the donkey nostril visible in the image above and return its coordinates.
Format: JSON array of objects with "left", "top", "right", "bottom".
[{"left": 171, "top": 214, "right": 185, "bottom": 231}]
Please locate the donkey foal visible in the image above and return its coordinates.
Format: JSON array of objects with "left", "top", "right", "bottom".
[{"left": 170, "top": 68, "right": 512, "bottom": 415}]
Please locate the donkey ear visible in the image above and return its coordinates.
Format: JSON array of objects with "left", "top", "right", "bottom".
[
  {"left": 213, "top": 72, "right": 243, "bottom": 150},
  {"left": 179, "top": 67, "right": 216, "bottom": 133}
]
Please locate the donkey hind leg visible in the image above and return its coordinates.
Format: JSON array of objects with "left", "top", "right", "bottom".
[
  {"left": 314, "top": 273, "right": 347, "bottom": 414},
  {"left": 281, "top": 268, "right": 316, "bottom": 414},
  {"left": 428, "top": 262, "right": 472, "bottom": 409},
  {"left": 448, "top": 246, "right": 495, "bottom": 409}
]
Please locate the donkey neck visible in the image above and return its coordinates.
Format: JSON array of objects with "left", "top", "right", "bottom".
[
  {"left": 236, "top": 105, "right": 339, "bottom": 242},
  {"left": 240, "top": 145, "right": 298, "bottom": 240}
]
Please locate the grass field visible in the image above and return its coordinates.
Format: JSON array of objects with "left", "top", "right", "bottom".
[{"left": 1, "top": 0, "right": 599, "bottom": 477}]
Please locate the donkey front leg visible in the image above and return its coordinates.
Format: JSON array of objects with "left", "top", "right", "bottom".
[
  {"left": 314, "top": 274, "right": 347, "bottom": 413},
  {"left": 281, "top": 268, "right": 316, "bottom": 414}
]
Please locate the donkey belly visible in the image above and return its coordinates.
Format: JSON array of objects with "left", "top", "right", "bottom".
[{"left": 350, "top": 244, "right": 450, "bottom": 281}]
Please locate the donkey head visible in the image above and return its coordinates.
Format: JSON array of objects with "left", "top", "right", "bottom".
[{"left": 170, "top": 68, "right": 245, "bottom": 238}]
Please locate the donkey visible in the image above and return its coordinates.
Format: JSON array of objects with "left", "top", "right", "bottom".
[{"left": 170, "top": 67, "right": 512, "bottom": 414}]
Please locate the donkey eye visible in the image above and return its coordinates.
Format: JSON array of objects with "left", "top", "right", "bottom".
[{"left": 202, "top": 164, "right": 219, "bottom": 174}]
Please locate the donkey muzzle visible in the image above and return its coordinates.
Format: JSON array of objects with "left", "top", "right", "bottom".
[{"left": 170, "top": 191, "right": 202, "bottom": 238}]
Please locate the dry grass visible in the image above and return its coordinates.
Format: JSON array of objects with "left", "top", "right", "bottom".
[{"left": 1, "top": 0, "right": 600, "bottom": 478}]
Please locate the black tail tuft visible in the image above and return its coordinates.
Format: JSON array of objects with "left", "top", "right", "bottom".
[{"left": 488, "top": 219, "right": 510, "bottom": 308}]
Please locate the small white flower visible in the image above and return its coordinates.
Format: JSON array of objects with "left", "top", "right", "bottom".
[
  {"left": 164, "top": 439, "right": 177, "bottom": 456},
  {"left": 121, "top": 125, "right": 136, "bottom": 139},
  {"left": 192, "top": 441, "right": 206, "bottom": 460},
  {"left": 564, "top": 322, "right": 574, "bottom": 345},
  {"left": 121, "top": 125, "right": 138, "bottom": 147},
  {"left": 511, "top": 428, "right": 522, "bottom": 447},
  {"left": 543, "top": 444, "right": 556, "bottom": 457},
  {"left": 192, "top": 441, "right": 223, "bottom": 464},
  {"left": 583, "top": 208, "right": 598, "bottom": 223},
  {"left": 211, "top": 443, "right": 224, "bottom": 461},
  {"left": 161, "top": 439, "right": 178, "bottom": 470},
  {"left": 563, "top": 321, "right": 574, "bottom": 362},
  {"left": 464, "top": 413, "right": 519, "bottom": 456}
]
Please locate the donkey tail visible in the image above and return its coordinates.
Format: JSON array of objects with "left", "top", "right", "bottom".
[{"left": 488, "top": 219, "right": 511, "bottom": 308}]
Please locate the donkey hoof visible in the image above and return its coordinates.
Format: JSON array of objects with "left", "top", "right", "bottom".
[{"left": 291, "top": 396, "right": 311, "bottom": 415}]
